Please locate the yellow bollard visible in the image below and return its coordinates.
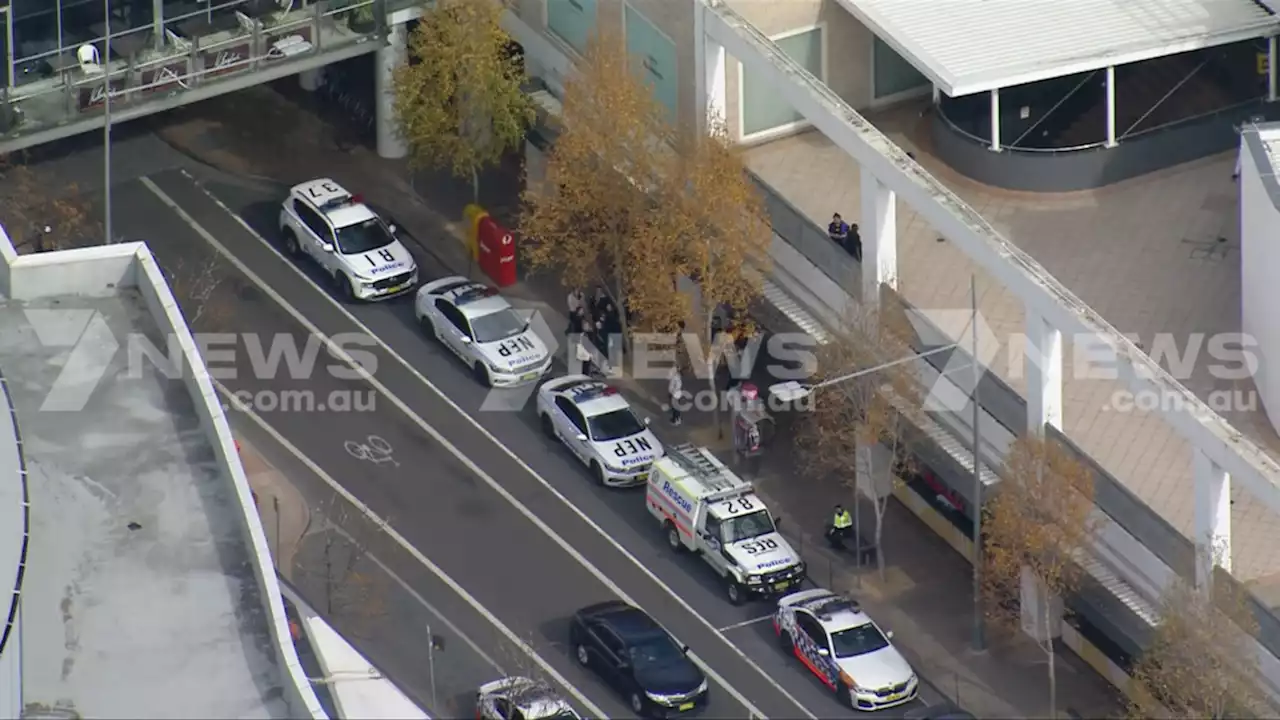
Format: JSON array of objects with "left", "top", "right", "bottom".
[{"left": 463, "top": 204, "right": 488, "bottom": 262}]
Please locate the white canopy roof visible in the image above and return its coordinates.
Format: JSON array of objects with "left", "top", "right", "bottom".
[{"left": 835, "top": 0, "right": 1279, "bottom": 97}]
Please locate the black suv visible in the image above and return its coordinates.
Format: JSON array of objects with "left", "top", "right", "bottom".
[{"left": 569, "top": 601, "right": 708, "bottom": 717}]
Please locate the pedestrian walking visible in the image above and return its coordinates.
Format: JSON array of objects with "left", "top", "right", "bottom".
[
  {"left": 828, "top": 213, "right": 849, "bottom": 249},
  {"left": 848, "top": 223, "right": 863, "bottom": 262},
  {"left": 668, "top": 366, "right": 685, "bottom": 426}
]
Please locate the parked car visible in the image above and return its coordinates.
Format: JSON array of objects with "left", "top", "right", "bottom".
[
  {"left": 569, "top": 600, "right": 708, "bottom": 717},
  {"left": 476, "top": 676, "right": 580, "bottom": 720}
]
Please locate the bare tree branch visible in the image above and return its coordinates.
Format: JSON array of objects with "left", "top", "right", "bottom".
[
  {"left": 792, "top": 302, "right": 924, "bottom": 577},
  {"left": 0, "top": 153, "right": 101, "bottom": 252},
  {"left": 1127, "top": 567, "right": 1278, "bottom": 719}
]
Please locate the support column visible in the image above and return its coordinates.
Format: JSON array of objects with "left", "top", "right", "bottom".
[
  {"left": 1269, "top": 36, "right": 1277, "bottom": 102},
  {"left": 1020, "top": 566, "right": 1064, "bottom": 641},
  {"left": 932, "top": 85, "right": 940, "bottom": 104},
  {"left": 375, "top": 21, "right": 409, "bottom": 160},
  {"left": 152, "top": 0, "right": 165, "bottom": 51},
  {"left": 1105, "top": 66, "right": 1117, "bottom": 147},
  {"left": 1193, "top": 449, "right": 1232, "bottom": 592},
  {"left": 1025, "top": 309, "right": 1064, "bottom": 435},
  {"left": 859, "top": 165, "right": 897, "bottom": 305},
  {"left": 299, "top": 68, "right": 323, "bottom": 92},
  {"left": 989, "top": 89, "right": 1001, "bottom": 151},
  {"left": 693, "top": 4, "right": 727, "bottom": 134}
]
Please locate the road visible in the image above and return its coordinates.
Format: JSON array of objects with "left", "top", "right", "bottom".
[{"left": 109, "top": 167, "right": 949, "bottom": 718}]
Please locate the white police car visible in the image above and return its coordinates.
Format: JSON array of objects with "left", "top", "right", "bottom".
[
  {"left": 537, "top": 375, "right": 664, "bottom": 487},
  {"left": 278, "top": 178, "right": 417, "bottom": 301},
  {"left": 477, "top": 676, "right": 581, "bottom": 720},
  {"left": 774, "top": 589, "right": 918, "bottom": 711},
  {"left": 415, "top": 277, "right": 552, "bottom": 387}
]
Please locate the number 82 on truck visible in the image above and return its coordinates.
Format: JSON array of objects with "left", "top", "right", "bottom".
[{"left": 645, "top": 444, "right": 807, "bottom": 605}]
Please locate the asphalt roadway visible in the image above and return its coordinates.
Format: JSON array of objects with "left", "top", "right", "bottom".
[{"left": 111, "top": 168, "right": 950, "bottom": 719}]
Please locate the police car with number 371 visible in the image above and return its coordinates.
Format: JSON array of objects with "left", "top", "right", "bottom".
[
  {"left": 415, "top": 277, "right": 552, "bottom": 387},
  {"left": 537, "top": 376, "right": 665, "bottom": 487},
  {"left": 278, "top": 178, "right": 418, "bottom": 301}
]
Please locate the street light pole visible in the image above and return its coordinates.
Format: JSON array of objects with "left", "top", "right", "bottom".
[
  {"left": 970, "top": 275, "right": 986, "bottom": 651},
  {"left": 103, "top": 0, "right": 113, "bottom": 245}
]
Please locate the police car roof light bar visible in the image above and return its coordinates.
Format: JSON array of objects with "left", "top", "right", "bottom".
[{"left": 812, "top": 595, "right": 860, "bottom": 620}]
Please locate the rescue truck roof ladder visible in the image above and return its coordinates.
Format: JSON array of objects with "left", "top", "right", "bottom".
[{"left": 668, "top": 444, "right": 738, "bottom": 493}]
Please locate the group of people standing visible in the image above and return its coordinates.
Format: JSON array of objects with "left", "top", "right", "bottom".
[
  {"left": 567, "top": 287, "right": 623, "bottom": 375},
  {"left": 828, "top": 213, "right": 863, "bottom": 262}
]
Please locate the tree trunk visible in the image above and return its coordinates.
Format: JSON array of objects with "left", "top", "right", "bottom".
[
  {"left": 1044, "top": 592, "right": 1057, "bottom": 719},
  {"left": 471, "top": 167, "right": 481, "bottom": 206},
  {"left": 612, "top": 270, "right": 630, "bottom": 358},
  {"left": 707, "top": 308, "right": 722, "bottom": 439},
  {"left": 873, "top": 496, "right": 888, "bottom": 580}
]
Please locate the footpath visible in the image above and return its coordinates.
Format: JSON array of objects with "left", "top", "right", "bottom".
[{"left": 153, "top": 80, "right": 1121, "bottom": 719}]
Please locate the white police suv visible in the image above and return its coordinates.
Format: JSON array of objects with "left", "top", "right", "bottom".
[
  {"left": 774, "top": 588, "right": 918, "bottom": 711},
  {"left": 415, "top": 277, "right": 552, "bottom": 387},
  {"left": 278, "top": 178, "right": 417, "bottom": 301},
  {"left": 537, "top": 376, "right": 664, "bottom": 487}
]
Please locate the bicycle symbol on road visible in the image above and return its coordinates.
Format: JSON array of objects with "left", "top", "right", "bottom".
[{"left": 345, "top": 435, "right": 399, "bottom": 467}]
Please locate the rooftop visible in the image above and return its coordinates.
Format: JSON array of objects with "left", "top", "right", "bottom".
[
  {"left": 0, "top": 290, "right": 298, "bottom": 718},
  {"left": 835, "top": 0, "right": 1279, "bottom": 95}
]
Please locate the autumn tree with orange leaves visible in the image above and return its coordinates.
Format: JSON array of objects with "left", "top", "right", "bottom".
[
  {"left": 520, "top": 32, "right": 770, "bottom": 359},
  {"left": 982, "top": 434, "right": 1100, "bottom": 719}
]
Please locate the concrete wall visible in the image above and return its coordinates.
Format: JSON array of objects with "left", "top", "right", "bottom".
[
  {"left": 0, "top": 225, "right": 27, "bottom": 719},
  {"left": 1240, "top": 131, "right": 1280, "bottom": 438},
  {"left": 0, "top": 233, "right": 328, "bottom": 719}
]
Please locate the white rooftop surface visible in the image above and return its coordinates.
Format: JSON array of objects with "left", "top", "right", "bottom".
[
  {"left": 836, "top": 0, "right": 1280, "bottom": 96},
  {"left": 0, "top": 292, "right": 297, "bottom": 718}
]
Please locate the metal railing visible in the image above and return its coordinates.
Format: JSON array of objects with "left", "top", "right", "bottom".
[
  {"left": 1010, "top": 70, "right": 1099, "bottom": 147},
  {"left": 2, "top": 0, "right": 384, "bottom": 135},
  {"left": 1120, "top": 57, "right": 1210, "bottom": 138}
]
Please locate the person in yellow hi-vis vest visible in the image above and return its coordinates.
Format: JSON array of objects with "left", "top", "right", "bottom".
[{"left": 826, "top": 504, "right": 854, "bottom": 549}]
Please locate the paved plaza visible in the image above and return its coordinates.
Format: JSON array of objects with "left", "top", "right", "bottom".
[{"left": 744, "top": 100, "right": 1280, "bottom": 585}]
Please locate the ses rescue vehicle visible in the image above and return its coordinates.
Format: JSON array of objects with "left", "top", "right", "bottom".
[
  {"left": 646, "top": 444, "right": 806, "bottom": 605},
  {"left": 536, "top": 376, "right": 664, "bottom": 487}
]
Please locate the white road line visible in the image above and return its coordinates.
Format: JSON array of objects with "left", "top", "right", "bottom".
[
  {"left": 718, "top": 615, "right": 775, "bottom": 633},
  {"left": 145, "top": 171, "right": 814, "bottom": 720},
  {"left": 323, "top": 519, "right": 506, "bottom": 674},
  {"left": 218, "top": 380, "right": 606, "bottom": 719}
]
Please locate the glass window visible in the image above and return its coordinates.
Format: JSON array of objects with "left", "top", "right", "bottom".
[
  {"left": 334, "top": 218, "right": 395, "bottom": 254},
  {"left": 586, "top": 408, "right": 644, "bottom": 441},
  {"left": 624, "top": 5, "right": 676, "bottom": 124},
  {"left": 873, "top": 36, "right": 927, "bottom": 99},
  {"left": 547, "top": 0, "right": 596, "bottom": 55},
  {"left": 830, "top": 622, "right": 891, "bottom": 658},
  {"left": 469, "top": 308, "right": 527, "bottom": 344},
  {"left": 741, "top": 26, "right": 822, "bottom": 138},
  {"left": 720, "top": 509, "right": 775, "bottom": 543}
]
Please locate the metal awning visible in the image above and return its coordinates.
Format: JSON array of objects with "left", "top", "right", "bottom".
[{"left": 834, "top": 0, "right": 1279, "bottom": 97}]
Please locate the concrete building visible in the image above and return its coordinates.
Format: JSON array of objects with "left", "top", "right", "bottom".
[
  {"left": 487, "top": 0, "right": 1280, "bottom": 700},
  {"left": 1240, "top": 123, "right": 1280, "bottom": 438},
  {"left": 0, "top": 226, "right": 329, "bottom": 716}
]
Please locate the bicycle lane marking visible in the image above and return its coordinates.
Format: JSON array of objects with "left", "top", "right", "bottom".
[
  {"left": 219, "top": 379, "right": 607, "bottom": 720},
  {"left": 143, "top": 172, "right": 814, "bottom": 719}
]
